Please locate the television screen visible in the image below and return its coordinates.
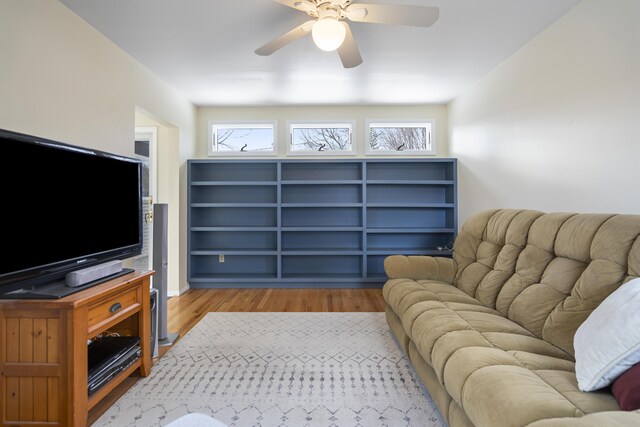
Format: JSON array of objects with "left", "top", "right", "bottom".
[{"left": 0, "top": 128, "right": 142, "bottom": 296}]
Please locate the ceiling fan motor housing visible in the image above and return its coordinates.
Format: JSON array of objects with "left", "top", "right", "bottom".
[{"left": 297, "top": 0, "right": 352, "bottom": 19}]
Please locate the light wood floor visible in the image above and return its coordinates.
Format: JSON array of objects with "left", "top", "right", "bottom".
[
  {"left": 167, "top": 288, "right": 386, "bottom": 339},
  {"left": 88, "top": 287, "right": 386, "bottom": 425}
]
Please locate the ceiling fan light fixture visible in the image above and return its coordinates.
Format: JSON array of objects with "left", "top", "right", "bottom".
[{"left": 312, "top": 18, "right": 346, "bottom": 51}]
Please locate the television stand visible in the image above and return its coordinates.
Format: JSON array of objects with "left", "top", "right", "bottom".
[
  {"left": 0, "top": 268, "right": 135, "bottom": 299},
  {"left": 0, "top": 270, "right": 153, "bottom": 426}
]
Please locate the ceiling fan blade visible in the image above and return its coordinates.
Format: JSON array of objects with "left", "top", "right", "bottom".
[
  {"left": 337, "top": 22, "right": 363, "bottom": 69},
  {"left": 272, "top": 0, "right": 315, "bottom": 13},
  {"left": 255, "top": 20, "right": 316, "bottom": 56},
  {"left": 346, "top": 4, "right": 439, "bottom": 27}
]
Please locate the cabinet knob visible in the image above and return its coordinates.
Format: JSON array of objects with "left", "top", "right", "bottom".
[{"left": 109, "top": 302, "right": 122, "bottom": 313}]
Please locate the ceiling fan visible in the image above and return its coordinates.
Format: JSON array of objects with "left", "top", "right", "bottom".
[{"left": 255, "top": 0, "right": 439, "bottom": 68}]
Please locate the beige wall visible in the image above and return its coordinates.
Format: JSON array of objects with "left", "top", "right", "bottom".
[
  {"left": 448, "top": 0, "right": 640, "bottom": 226},
  {"left": 196, "top": 105, "right": 449, "bottom": 158},
  {"left": 0, "top": 0, "right": 196, "bottom": 294}
]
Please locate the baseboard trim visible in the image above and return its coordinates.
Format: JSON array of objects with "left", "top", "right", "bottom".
[
  {"left": 188, "top": 281, "right": 385, "bottom": 289},
  {"left": 168, "top": 284, "right": 190, "bottom": 297}
]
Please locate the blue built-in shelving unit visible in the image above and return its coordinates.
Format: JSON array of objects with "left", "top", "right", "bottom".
[{"left": 188, "top": 159, "right": 457, "bottom": 288}]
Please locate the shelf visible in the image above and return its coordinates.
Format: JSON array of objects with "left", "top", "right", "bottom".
[
  {"left": 191, "top": 229, "right": 277, "bottom": 252},
  {"left": 366, "top": 161, "right": 454, "bottom": 181},
  {"left": 282, "top": 203, "right": 363, "bottom": 208},
  {"left": 191, "top": 184, "right": 277, "bottom": 204},
  {"left": 367, "top": 183, "right": 455, "bottom": 205},
  {"left": 191, "top": 250, "right": 278, "bottom": 255},
  {"left": 367, "top": 232, "right": 454, "bottom": 255},
  {"left": 367, "top": 249, "right": 452, "bottom": 256},
  {"left": 191, "top": 203, "right": 278, "bottom": 208},
  {"left": 282, "top": 207, "right": 362, "bottom": 228},
  {"left": 191, "top": 254, "right": 277, "bottom": 278},
  {"left": 366, "top": 228, "right": 456, "bottom": 233},
  {"left": 190, "top": 161, "right": 277, "bottom": 182},
  {"left": 282, "top": 184, "right": 362, "bottom": 204},
  {"left": 366, "top": 255, "right": 387, "bottom": 279},
  {"left": 367, "top": 206, "right": 455, "bottom": 229},
  {"left": 367, "top": 180, "right": 454, "bottom": 185},
  {"left": 190, "top": 273, "right": 278, "bottom": 280},
  {"left": 282, "top": 230, "right": 362, "bottom": 251},
  {"left": 282, "top": 250, "right": 363, "bottom": 255},
  {"left": 87, "top": 357, "right": 142, "bottom": 410},
  {"left": 191, "top": 206, "right": 276, "bottom": 228},
  {"left": 192, "top": 227, "right": 278, "bottom": 231},
  {"left": 282, "top": 180, "right": 363, "bottom": 185},
  {"left": 282, "top": 254, "right": 362, "bottom": 278},
  {"left": 281, "top": 162, "right": 362, "bottom": 181},
  {"left": 190, "top": 181, "right": 277, "bottom": 186},
  {"left": 366, "top": 203, "right": 454, "bottom": 208},
  {"left": 281, "top": 272, "right": 364, "bottom": 279},
  {"left": 282, "top": 227, "right": 363, "bottom": 232}
]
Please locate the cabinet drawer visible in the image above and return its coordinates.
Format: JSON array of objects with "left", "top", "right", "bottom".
[{"left": 88, "top": 287, "right": 139, "bottom": 332}]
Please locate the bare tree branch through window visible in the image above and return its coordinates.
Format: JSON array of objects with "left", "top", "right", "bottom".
[
  {"left": 290, "top": 124, "right": 352, "bottom": 152},
  {"left": 210, "top": 124, "right": 275, "bottom": 154},
  {"left": 368, "top": 123, "right": 433, "bottom": 153}
]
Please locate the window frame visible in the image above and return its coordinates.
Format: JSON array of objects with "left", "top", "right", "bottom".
[
  {"left": 207, "top": 120, "right": 278, "bottom": 156},
  {"left": 365, "top": 119, "right": 436, "bottom": 156},
  {"left": 286, "top": 120, "right": 357, "bottom": 156}
]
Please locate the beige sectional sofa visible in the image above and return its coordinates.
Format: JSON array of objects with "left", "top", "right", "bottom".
[{"left": 383, "top": 209, "right": 640, "bottom": 426}]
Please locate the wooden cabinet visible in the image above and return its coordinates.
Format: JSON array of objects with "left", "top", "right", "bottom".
[
  {"left": 188, "top": 159, "right": 457, "bottom": 287},
  {"left": 0, "top": 270, "right": 153, "bottom": 427}
]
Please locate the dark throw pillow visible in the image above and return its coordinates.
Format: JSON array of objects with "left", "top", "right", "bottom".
[{"left": 612, "top": 363, "right": 640, "bottom": 411}]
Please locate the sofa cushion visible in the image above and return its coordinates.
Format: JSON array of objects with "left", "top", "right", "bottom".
[
  {"left": 383, "top": 279, "right": 485, "bottom": 335},
  {"left": 406, "top": 293, "right": 574, "bottom": 380},
  {"left": 443, "top": 347, "right": 610, "bottom": 410},
  {"left": 453, "top": 210, "right": 544, "bottom": 309},
  {"left": 540, "top": 215, "right": 640, "bottom": 356},
  {"left": 424, "top": 312, "right": 620, "bottom": 426},
  {"left": 459, "top": 365, "right": 619, "bottom": 427},
  {"left": 384, "top": 255, "right": 456, "bottom": 282},
  {"left": 494, "top": 213, "right": 570, "bottom": 315}
]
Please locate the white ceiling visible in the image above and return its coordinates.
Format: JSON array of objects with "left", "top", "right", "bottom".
[{"left": 59, "top": 0, "right": 580, "bottom": 106}]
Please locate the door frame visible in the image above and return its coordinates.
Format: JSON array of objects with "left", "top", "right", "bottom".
[{"left": 134, "top": 126, "right": 158, "bottom": 270}]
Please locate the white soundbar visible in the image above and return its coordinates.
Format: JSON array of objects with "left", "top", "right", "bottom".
[{"left": 65, "top": 260, "right": 123, "bottom": 287}]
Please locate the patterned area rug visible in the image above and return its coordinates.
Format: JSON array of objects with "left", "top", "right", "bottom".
[{"left": 95, "top": 313, "right": 444, "bottom": 427}]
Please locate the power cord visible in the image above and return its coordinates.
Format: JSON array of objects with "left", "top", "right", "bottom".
[{"left": 436, "top": 242, "right": 454, "bottom": 252}]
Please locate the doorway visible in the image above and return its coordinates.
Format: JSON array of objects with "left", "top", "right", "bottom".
[{"left": 132, "top": 127, "right": 158, "bottom": 271}]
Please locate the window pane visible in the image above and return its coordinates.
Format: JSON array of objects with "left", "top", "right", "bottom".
[
  {"left": 213, "top": 126, "right": 274, "bottom": 152},
  {"left": 291, "top": 125, "right": 352, "bottom": 152},
  {"left": 369, "top": 124, "right": 431, "bottom": 151}
]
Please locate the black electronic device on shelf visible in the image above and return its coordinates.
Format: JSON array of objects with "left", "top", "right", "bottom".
[
  {"left": 87, "top": 336, "right": 141, "bottom": 396},
  {"left": 0, "top": 128, "right": 143, "bottom": 299}
]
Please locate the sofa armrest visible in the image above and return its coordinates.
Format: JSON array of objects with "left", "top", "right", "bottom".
[{"left": 384, "top": 255, "right": 456, "bottom": 283}]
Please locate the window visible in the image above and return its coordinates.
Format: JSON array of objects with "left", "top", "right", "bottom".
[
  {"left": 366, "top": 120, "right": 436, "bottom": 155},
  {"left": 287, "top": 121, "right": 356, "bottom": 155},
  {"left": 208, "top": 121, "right": 277, "bottom": 156}
]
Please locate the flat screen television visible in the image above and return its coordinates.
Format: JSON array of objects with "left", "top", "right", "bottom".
[{"left": 0, "top": 128, "right": 143, "bottom": 298}]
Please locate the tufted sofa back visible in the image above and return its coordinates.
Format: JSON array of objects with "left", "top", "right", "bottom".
[{"left": 452, "top": 209, "right": 640, "bottom": 357}]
